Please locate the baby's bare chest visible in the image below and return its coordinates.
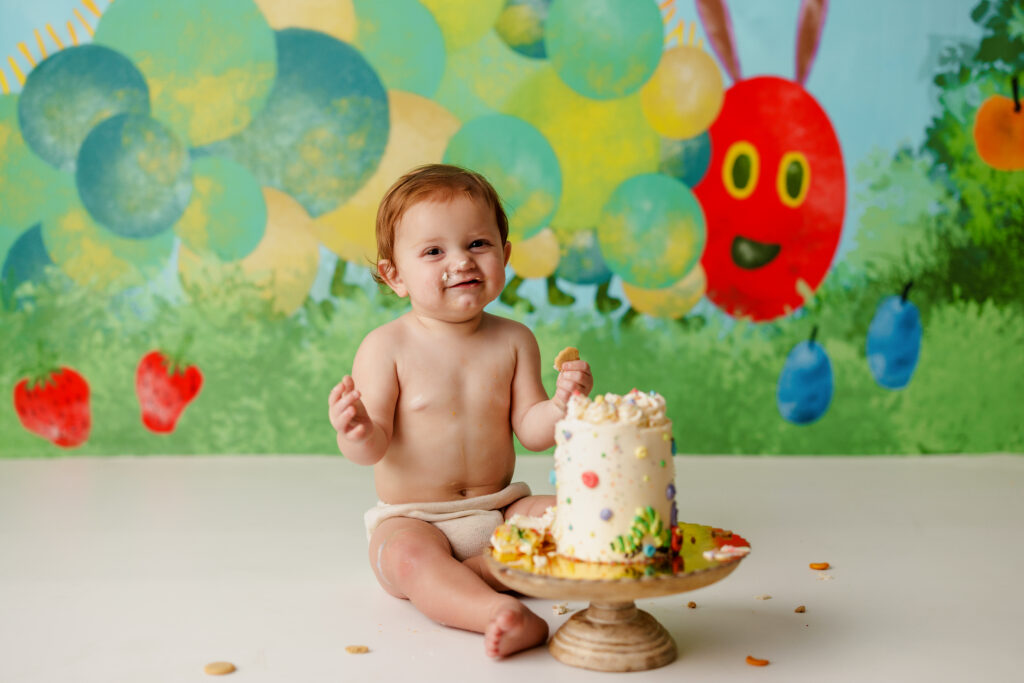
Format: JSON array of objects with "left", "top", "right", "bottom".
[{"left": 395, "top": 343, "right": 515, "bottom": 418}]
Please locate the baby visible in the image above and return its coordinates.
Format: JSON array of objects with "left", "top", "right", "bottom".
[{"left": 328, "top": 164, "right": 593, "bottom": 658}]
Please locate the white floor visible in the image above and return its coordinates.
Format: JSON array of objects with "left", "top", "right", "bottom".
[{"left": 1, "top": 454, "right": 1021, "bottom": 682}]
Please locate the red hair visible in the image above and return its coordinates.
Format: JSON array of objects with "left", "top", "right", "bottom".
[{"left": 372, "top": 164, "right": 509, "bottom": 285}]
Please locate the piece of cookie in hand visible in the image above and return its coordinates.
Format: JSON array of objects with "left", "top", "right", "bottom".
[{"left": 553, "top": 346, "right": 580, "bottom": 371}]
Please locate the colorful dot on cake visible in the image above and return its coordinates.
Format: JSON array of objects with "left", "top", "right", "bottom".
[
  {"left": 600, "top": 508, "right": 613, "bottom": 521},
  {"left": 600, "top": 452, "right": 606, "bottom": 458},
  {"left": 643, "top": 474, "right": 650, "bottom": 482},
  {"left": 644, "top": 544, "right": 657, "bottom": 557},
  {"left": 566, "top": 497, "right": 572, "bottom": 504},
  {"left": 581, "top": 471, "right": 599, "bottom": 488},
  {"left": 666, "top": 483, "right": 676, "bottom": 500},
  {"left": 562, "top": 430, "right": 572, "bottom": 441},
  {"left": 635, "top": 446, "right": 648, "bottom": 459},
  {"left": 660, "top": 459, "right": 666, "bottom": 467},
  {"left": 549, "top": 469, "right": 557, "bottom": 485}
]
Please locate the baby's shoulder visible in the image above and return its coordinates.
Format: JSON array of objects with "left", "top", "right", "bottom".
[
  {"left": 355, "top": 319, "right": 405, "bottom": 362},
  {"left": 483, "top": 314, "right": 537, "bottom": 347}
]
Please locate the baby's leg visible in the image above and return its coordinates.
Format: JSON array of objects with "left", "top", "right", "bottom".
[
  {"left": 369, "top": 517, "right": 548, "bottom": 657},
  {"left": 503, "top": 494, "right": 556, "bottom": 520}
]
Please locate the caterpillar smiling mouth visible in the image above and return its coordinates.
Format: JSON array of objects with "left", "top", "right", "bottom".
[{"left": 731, "top": 236, "right": 781, "bottom": 270}]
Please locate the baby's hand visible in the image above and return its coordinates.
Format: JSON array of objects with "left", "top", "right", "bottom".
[
  {"left": 328, "top": 376, "right": 373, "bottom": 442},
  {"left": 553, "top": 360, "right": 593, "bottom": 411}
]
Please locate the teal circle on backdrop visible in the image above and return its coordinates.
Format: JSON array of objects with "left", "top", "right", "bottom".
[
  {"left": 353, "top": 0, "right": 445, "bottom": 97},
  {"left": 496, "top": 0, "right": 551, "bottom": 59},
  {"left": 597, "top": 173, "right": 706, "bottom": 289},
  {"left": 659, "top": 132, "right": 712, "bottom": 188},
  {"left": 203, "top": 29, "right": 389, "bottom": 218},
  {"left": 443, "top": 114, "right": 561, "bottom": 241},
  {"left": 555, "top": 228, "right": 612, "bottom": 284},
  {"left": 76, "top": 114, "right": 192, "bottom": 239},
  {"left": 1, "top": 224, "right": 53, "bottom": 309},
  {"left": 17, "top": 45, "right": 150, "bottom": 172},
  {"left": 544, "top": 0, "right": 663, "bottom": 100},
  {"left": 175, "top": 156, "right": 266, "bottom": 262},
  {"left": 93, "top": 0, "right": 275, "bottom": 148},
  {"left": 1, "top": 95, "right": 68, "bottom": 254}
]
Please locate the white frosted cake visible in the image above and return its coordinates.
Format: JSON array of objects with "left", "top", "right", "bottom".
[{"left": 551, "top": 389, "right": 676, "bottom": 564}]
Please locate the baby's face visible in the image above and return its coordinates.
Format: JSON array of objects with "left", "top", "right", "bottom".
[{"left": 384, "top": 194, "right": 510, "bottom": 323}]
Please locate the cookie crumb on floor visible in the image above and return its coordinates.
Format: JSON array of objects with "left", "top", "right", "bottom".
[
  {"left": 204, "top": 662, "right": 236, "bottom": 676},
  {"left": 345, "top": 645, "right": 370, "bottom": 654}
]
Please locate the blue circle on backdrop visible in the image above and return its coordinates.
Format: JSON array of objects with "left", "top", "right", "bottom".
[
  {"left": 659, "top": 132, "right": 712, "bottom": 188},
  {"left": 203, "top": 29, "right": 389, "bottom": 218},
  {"left": 76, "top": 114, "right": 192, "bottom": 239},
  {"left": 555, "top": 229, "right": 612, "bottom": 285},
  {"left": 1, "top": 223, "right": 53, "bottom": 309},
  {"left": 496, "top": 0, "right": 551, "bottom": 59},
  {"left": 17, "top": 45, "right": 150, "bottom": 172}
]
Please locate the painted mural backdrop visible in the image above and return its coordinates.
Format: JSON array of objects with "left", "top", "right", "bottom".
[{"left": 0, "top": 0, "right": 1021, "bottom": 456}]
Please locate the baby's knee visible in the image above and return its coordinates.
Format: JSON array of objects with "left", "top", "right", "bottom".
[{"left": 375, "top": 526, "right": 450, "bottom": 585}]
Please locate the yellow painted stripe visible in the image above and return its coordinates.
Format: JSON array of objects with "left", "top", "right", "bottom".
[
  {"left": 663, "top": 5, "right": 676, "bottom": 24},
  {"left": 0, "top": 68, "right": 10, "bottom": 94},
  {"left": 18, "top": 42, "right": 37, "bottom": 68},
  {"left": 697, "top": 38, "right": 703, "bottom": 50},
  {"left": 47, "top": 24, "right": 65, "bottom": 49},
  {"left": 74, "top": 8, "right": 94, "bottom": 36},
  {"left": 664, "top": 23, "right": 683, "bottom": 45},
  {"left": 83, "top": 0, "right": 102, "bottom": 17},
  {"left": 7, "top": 56, "right": 26, "bottom": 85},
  {"left": 68, "top": 21, "right": 79, "bottom": 46},
  {"left": 688, "top": 20, "right": 696, "bottom": 46},
  {"left": 658, "top": 0, "right": 674, "bottom": 10},
  {"left": 35, "top": 29, "right": 49, "bottom": 59}
]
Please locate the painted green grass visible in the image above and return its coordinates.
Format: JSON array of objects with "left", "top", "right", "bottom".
[{"left": 2, "top": 267, "right": 1021, "bottom": 457}]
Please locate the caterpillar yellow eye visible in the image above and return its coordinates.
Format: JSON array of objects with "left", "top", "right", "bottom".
[
  {"left": 722, "top": 141, "right": 759, "bottom": 200},
  {"left": 777, "top": 151, "right": 810, "bottom": 207}
]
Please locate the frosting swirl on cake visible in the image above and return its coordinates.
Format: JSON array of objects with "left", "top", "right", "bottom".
[{"left": 567, "top": 389, "right": 668, "bottom": 428}]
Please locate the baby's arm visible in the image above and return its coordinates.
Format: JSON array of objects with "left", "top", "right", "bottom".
[
  {"left": 328, "top": 329, "right": 398, "bottom": 465},
  {"left": 509, "top": 327, "right": 593, "bottom": 450}
]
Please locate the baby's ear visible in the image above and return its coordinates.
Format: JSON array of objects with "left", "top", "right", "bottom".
[
  {"left": 378, "top": 260, "right": 408, "bottom": 298},
  {"left": 503, "top": 241, "right": 512, "bottom": 266}
]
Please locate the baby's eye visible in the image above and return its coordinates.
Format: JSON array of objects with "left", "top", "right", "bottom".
[
  {"left": 469, "top": 239, "right": 490, "bottom": 249},
  {"left": 423, "top": 247, "right": 441, "bottom": 256}
]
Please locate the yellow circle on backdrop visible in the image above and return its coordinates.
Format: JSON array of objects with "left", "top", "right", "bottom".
[
  {"left": 418, "top": 0, "right": 504, "bottom": 50},
  {"left": 503, "top": 67, "right": 660, "bottom": 233},
  {"left": 313, "top": 90, "right": 461, "bottom": 266},
  {"left": 622, "top": 263, "right": 707, "bottom": 318},
  {"left": 509, "top": 227, "right": 559, "bottom": 279},
  {"left": 180, "top": 188, "right": 320, "bottom": 316},
  {"left": 251, "top": 0, "right": 356, "bottom": 43},
  {"left": 641, "top": 46, "right": 724, "bottom": 140}
]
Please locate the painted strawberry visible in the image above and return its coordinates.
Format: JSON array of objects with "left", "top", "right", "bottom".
[
  {"left": 13, "top": 367, "right": 91, "bottom": 447},
  {"left": 135, "top": 350, "right": 203, "bottom": 433}
]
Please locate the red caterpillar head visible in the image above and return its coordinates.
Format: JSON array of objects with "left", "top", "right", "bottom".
[{"left": 694, "top": 0, "right": 845, "bottom": 321}]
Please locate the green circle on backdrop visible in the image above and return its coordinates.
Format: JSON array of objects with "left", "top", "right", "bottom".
[
  {"left": 76, "top": 113, "right": 192, "bottom": 239},
  {"left": 544, "top": 0, "right": 663, "bottom": 100},
  {"left": 0, "top": 95, "right": 67, "bottom": 261},
  {"left": 444, "top": 114, "right": 561, "bottom": 241},
  {"left": 174, "top": 156, "right": 267, "bottom": 262},
  {"left": 353, "top": 0, "right": 445, "bottom": 97},
  {"left": 597, "top": 173, "right": 706, "bottom": 289},
  {"left": 94, "top": 0, "right": 276, "bottom": 147}
]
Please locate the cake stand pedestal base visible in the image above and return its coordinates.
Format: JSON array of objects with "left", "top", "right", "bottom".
[{"left": 548, "top": 601, "right": 675, "bottom": 672}]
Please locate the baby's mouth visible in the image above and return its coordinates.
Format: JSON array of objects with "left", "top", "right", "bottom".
[{"left": 448, "top": 278, "right": 482, "bottom": 288}]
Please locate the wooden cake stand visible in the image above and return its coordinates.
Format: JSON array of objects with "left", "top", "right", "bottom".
[{"left": 484, "top": 525, "right": 749, "bottom": 672}]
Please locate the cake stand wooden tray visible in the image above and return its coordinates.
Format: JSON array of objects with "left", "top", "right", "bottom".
[{"left": 484, "top": 525, "right": 749, "bottom": 672}]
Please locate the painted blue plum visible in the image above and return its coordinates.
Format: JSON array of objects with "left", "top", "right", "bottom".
[
  {"left": 777, "top": 327, "right": 833, "bottom": 425},
  {"left": 867, "top": 283, "right": 922, "bottom": 389}
]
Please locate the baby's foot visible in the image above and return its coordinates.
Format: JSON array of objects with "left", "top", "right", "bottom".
[{"left": 484, "top": 602, "right": 548, "bottom": 658}]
